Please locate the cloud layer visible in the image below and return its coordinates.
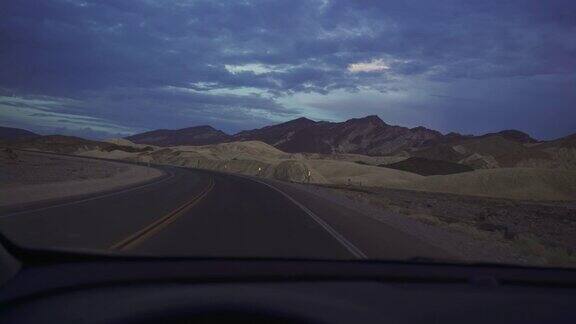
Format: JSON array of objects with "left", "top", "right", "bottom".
[{"left": 0, "top": 0, "right": 575, "bottom": 139}]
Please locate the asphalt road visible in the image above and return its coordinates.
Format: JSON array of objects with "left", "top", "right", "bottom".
[{"left": 0, "top": 163, "right": 451, "bottom": 260}]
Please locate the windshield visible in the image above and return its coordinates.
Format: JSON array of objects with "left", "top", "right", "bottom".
[{"left": 0, "top": 0, "right": 575, "bottom": 269}]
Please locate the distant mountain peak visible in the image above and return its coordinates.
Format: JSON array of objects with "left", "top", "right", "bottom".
[
  {"left": 126, "top": 124, "right": 231, "bottom": 146},
  {"left": 294, "top": 116, "right": 315, "bottom": 122},
  {"left": 181, "top": 125, "right": 217, "bottom": 131},
  {"left": 282, "top": 117, "right": 317, "bottom": 126},
  {"left": 122, "top": 115, "right": 547, "bottom": 155},
  {"left": 364, "top": 115, "right": 384, "bottom": 122},
  {"left": 410, "top": 126, "right": 430, "bottom": 131},
  {"left": 232, "top": 114, "right": 445, "bottom": 155},
  {"left": 179, "top": 125, "right": 228, "bottom": 135},
  {"left": 346, "top": 115, "right": 386, "bottom": 125}
]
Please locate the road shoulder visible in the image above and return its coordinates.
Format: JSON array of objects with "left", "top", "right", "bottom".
[{"left": 0, "top": 151, "right": 165, "bottom": 209}]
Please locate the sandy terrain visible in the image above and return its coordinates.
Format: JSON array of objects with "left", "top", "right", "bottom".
[
  {"left": 78, "top": 149, "right": 143, "bottom": 160},
  {"left": 300, "top": 152, "right": 408, "bottom": 165},
  {"left": 303, "top": 159, "right": 422, "bottom": 187},
  {"left": 4, "top": 140, "right": 576, "bottom": 267},
  {"left": 398, "top": 168, "right": 576, "bottom": 201},
  {"left": 0, "top": 150, "right": 163, "bottom": 207},
  {"left": 105, "top": 138, "right": 157, "bottom": 149},
  {"left": 45, "top": 139, "right": 576, "bottom": 201},
  {"left": 149, "top": 143, "right": 422, "bottom": 187},
  {"left": 81, "top": 141, "right": 420, "bottom": 187},
  {"left": 287, "top": 182, "right": 576, "bottom": 267},
  {"left": 115, "top": 138, "right": 575, "bottom": 265}
]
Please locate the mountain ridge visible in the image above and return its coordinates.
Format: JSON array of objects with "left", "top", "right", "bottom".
[
  {"left": 126, "top": 125, "right": 232, "bottom": 146},
  {"left": 2, "top": 120, "right": 575, "bottom": 171},
  {"left": 124, "top": 115, "right": 556, "bottom": 157},
  {"left": 233, "top": 115, "right": 451, "bottom": 155}
]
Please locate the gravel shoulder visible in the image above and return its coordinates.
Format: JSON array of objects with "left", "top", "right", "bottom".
[
  {"left": 280, "top": 181, "right": 576, "bottom": 268},
  {"left": 0, "top": 150, "right": 164, "bottom": 207}
]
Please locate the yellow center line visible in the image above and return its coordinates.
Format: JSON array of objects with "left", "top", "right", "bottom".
[{"left": 109, "top": 176, "right": 215, "bottom": 251}]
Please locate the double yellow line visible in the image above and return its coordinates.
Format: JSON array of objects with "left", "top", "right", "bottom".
[{"left": 110, "top": 177, "right": 215, "bottom": 251}]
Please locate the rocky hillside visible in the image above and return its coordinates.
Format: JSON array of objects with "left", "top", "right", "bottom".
[
  {"left": 5, "top": 132, "right": 574, "bottom": 200},
  {"left": 126, "top": 116, "right": 444, "bottom": 154},
  {"left": 126, "top": 125, "right": 232, "bottom": 146},
  {"left": 234, "top": 115, "right": 442, "bottom": 155},
  {"left": 514, "top": 134, "right": 576, "bottom": 169},
  {"left": 122, "top": 116, "right": 575, "bottom": 170},
  {"left": 478, "top": 130, "right": 538, "bottom": 144},
  {"left": 412, "top": 132, "right": 576, "bottom": 170}
]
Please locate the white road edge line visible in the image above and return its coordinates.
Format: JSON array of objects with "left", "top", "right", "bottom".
[
  {"left": 0, "top": 169, "right": 176, "bottom": 219},
  {"left": 246, "top": 177, "right": 367, "bottom": 259}
]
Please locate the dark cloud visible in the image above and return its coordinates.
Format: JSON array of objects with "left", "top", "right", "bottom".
[{"left": 0, "top": 0, "right": 575, "bottom": 138}]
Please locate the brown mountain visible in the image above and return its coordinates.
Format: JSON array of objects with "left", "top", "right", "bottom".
[
  {"left": 539, "top": 133, "right": 576, "bottom": 149},
  {"left": 123, "top": 116, "right": 573, "bottom": 169},
  {"left": 409, "top": 131, "right": 576, "bottom": 169},
  {"left": 234, "top": 115, "right": 443, "bottom": 155},
  {"left": 234, "top": 117, "right": 317, "bottom": 148},
  {"left": 126, "top": 125, "right": 232, "bottom": 147},
  {"left": 513, "top": 133, "right": 576, "bottom": 169}
]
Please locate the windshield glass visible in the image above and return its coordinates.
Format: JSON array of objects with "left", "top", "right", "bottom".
[{"left": 1, "top": 0, "right": 575, "bottom": 268}]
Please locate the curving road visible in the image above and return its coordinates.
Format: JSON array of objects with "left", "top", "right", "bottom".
[{"left": 0, "top": 160, "right": 451, "bottom": 260}]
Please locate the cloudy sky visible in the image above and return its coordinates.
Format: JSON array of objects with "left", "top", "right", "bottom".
[{"left": 1, "top": 0, "right": 575, "bottom": 139}]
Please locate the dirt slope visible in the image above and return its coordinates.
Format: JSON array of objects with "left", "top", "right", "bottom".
[{"left": 399, "top": 168, "right": 576, "bottom": 201}]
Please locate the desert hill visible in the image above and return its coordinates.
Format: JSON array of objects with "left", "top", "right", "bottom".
[
  {"left": 478, "top": 130, "right": 537, "bottom": 143},
  {"left": 234, "top": 117, "right": 318, "bottom": 148},
  {"left": 123, "top": 141, "right": 576, "bottom": 200},
  {"left": 400, "top": 168, "right": 576, "bottom": 201},
  {"left": 0, "top": 126, "right": 39, "bottom": 140},
  {"left": 127, "top": 115, "right": 444, "bottom": 155},
  {"left": 5, "top": 133, "right": 575, "bottom": 201},
  {"left": 234, "top": 115, "right": 443, "bottom": 155},
  {"left": 126, "top": 125, "right": 232, "bottom": 146},
  {"left": 123, "top": 116, "right": 576, "bottom": 171},
  {"left": 413, "top": 133, "right": 575, "bottom": 170},
  {"left": 3, "top": 135, "right": 153, "bottom": 154}
]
